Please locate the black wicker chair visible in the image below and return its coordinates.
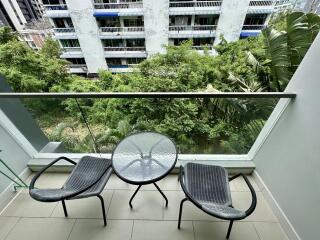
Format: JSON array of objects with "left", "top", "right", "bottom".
[
  {"left": 178, "top": 163, "right": 257, "bottom": 239},
  {"left": 29, "top": 156, "right": 112, "bottom": 226}
]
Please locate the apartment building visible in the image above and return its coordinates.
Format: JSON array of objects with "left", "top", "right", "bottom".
[{"left": 42, "top": 0, "right": 276, "bottom": 75}]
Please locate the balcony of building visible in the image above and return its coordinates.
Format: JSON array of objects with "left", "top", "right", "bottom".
[
  {"left": 42, "top": 0, "right": 69, "bottom": 17},
  {"left": 247, "top": 0, "right": 275, "bottom": 14},
  {"left": 51, "top": 17, "right": 77, "bottom": 39},
  {"left": 103, "top": 39, "right": 147, "bottom": 57},
  {"left": 169, "top": 0, "right": 222, "bottom": 16},
  {"left": 240, "top": 14, "right": 268, "bottom": 38},
  {"left": 106, "top": 57, "right": 145, "bottom": 72},
  {"left": 65, "top": 58, "right": 88, "bottom": 74},
  {"left": 170, "top": 37, "right": 215, "bottom": 54},
  {"left": 169, "top": 15, "right": 218, "bottom": 38},
  {"left": 97, "top": 16, "right": 145, "bottom": 39},
  {"left": 93, "top": 0, "right": 144, "bottom": 17}
]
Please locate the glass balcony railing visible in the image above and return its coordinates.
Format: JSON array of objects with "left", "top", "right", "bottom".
[{"left": 0, "top": 92, "right": 295, "bottom": 155}]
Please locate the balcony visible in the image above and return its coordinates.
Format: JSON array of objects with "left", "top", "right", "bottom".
[
  {"left": 169, "top": 25, "right": 216, "bottom": 38},
  {"left": 43, "top": 4, "right": 69, "bottom": 17},
  {"left": 60, "top": 47, "right": 83, "bottom": 58},
  {"left": 53, "top": 28, "right": 77, "bottom": 39},
  {"left": 104, "top": 46, "right": 147, "bottom": 58},
  {"left": 99, "top": 27, "right": 145, "bottom": 39},
  {"left": 241, "top": 25, "right": 265, "bottom": 38},
  {"left": 248, "top": 0, "right": 275, "bottom": 14},
  {"left": 93, "top": 2, "right": 144, "bottom": 17},
  {"left": 169, "top": 1, "right": 222, "bottom": 15},
  {"left": 68, "top": 64, "right": 88, "bottom": 74}
]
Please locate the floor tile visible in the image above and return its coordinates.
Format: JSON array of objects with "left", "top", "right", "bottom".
[
  {"left": 231, "top": 192, "right": 278, "bottom": 222},
  {"left": 157, "top": 175, "right": 182, "bottom": 191},
  {"left": 26, "top": 173, "right": 69, "bottom": 189},
  {"left": 68, "top": 219, "right": 133, "bottom": 240},
  {"left": 163, "top": 191, "right": 221, "bottom": 221},
  {"left": 5, "top": 217, "right": 75, "bottom": 240},
  {"left": 105, "top": 175, "right": 132, "bottom": 190},
  {"left": 132, "top": 220, "right": 194, "bottom": 240},
  {"left": 194, "top": 221, "right": 260, "bottom": 240},
  {"left": 1, "top": 193, "right": 57, "bottom": 217},
  {"left": 51, "top": 190, "right": 113, "bottom": 219},
  {"left": 0, "top": 217, "right": 19, "bottom": 240},
  {"left": 107, "top": 190, "right": 163, "bottom": 220},
  {"left": 254, "top": 222, "right": 289, "bottom": 240}
]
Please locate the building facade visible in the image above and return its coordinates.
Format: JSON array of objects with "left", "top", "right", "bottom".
[{"left": 42, "top": 0, "right": 276, "bottom": 75}]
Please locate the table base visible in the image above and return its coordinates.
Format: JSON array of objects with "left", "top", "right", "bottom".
[{"left": 129, "top": 182, "right": 168, "bottom": 208}]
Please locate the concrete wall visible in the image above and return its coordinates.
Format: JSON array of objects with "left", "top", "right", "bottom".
[
  {"left": 66, "top": 0, "right": 107, "bottom": 74},
  {"left": 214, "top": 0, "right": 250, "bottom": 44},
  {"left": 253, "top": 33, "right": 320, "bottom": 240},
  {"left": 143, "top": 0, "right": 169, "bottom": 55},
  {"left": 1, "top": 0, "right": 26, "bottom": 30}
]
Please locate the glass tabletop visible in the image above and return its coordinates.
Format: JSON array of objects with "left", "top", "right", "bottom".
[{"left": 112, "top": 132, "right": 177, "bottom": 184}]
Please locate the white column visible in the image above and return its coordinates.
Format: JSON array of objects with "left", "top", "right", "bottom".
[
  {"left": 1, "top": 0, "right": 26, "bottom": 30},
  {"left": 65, "top": 0, "right": 107, "bottom": 74},
  {"left": 143, "top": 0, "right": 169, "bottom": 56},
  {"left": 214, "top": 0, "right": 250, "bottom": 45}
]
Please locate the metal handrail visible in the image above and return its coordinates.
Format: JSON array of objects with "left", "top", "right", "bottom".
[
  {"left": 43, "top": 4, "right": 68, "bottom": 10},
  {"left": 169, "top": 1, "right": 222, "bottom": 8},
  {"left": 192, "top": 45, "right": 213, "bottom": 50},
  {"left": 242, "top": 25, "right": 265, "bottom": 30},
  {"left": 53, "top": 28, "right": 75, "bottom": 33},
  {"left": 169, "top": 25, "right": 217, "bottom": 31},
  {"left": 0, "top": 92, "right": 296, "bottom": 99},
  {"left": 100, "top": 26, "right": 144, "bottom": 33},
  {"left": 62, "top": 47, "right": 82, "bottom": 52},
  {"left": 249, "top": 0, "right": 273, "bottom": 6},
  {"left": 104, "top": 46, "right": 146, "bottom": 51},
  {"left": 94, "top": 2, "right": 143, "bottom": 9}
]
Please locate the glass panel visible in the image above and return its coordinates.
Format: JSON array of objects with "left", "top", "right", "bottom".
[{"left": 18, "top": 97, "right": 278, "bottom": 154}]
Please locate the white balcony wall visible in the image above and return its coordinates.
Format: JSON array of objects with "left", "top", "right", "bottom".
[
  {"left": 0, "top": 110, "right": 35, "bottom": 208},
  {"left": 214, "top": 0, "right": 250, "bottom": 44},
  {"left": 65, "top": 0, "right": 107, "bottom": 74},
  {"left": 143, "top": 0, "right": 169, "bottom": 55},
  {"left": 253, "top": 33, "right": 320, "bottom": 240}
]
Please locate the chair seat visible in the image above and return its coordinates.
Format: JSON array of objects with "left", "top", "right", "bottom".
[
  {"left": 183, "top": 163, "right": 245, "bottom": 219},
  {"left": 30, "top": 156, "right": 112, "bottom": 202},
  {"left": 184, "top": 163, "right": 232, "bottom": 206}
]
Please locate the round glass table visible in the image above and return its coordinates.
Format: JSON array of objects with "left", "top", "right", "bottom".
[{"left": 112, "top": 132, "right": 177, "bottom": 208}]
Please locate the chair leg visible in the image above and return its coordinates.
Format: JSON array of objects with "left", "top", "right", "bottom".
[
  {"left": 178, "top": 198, "right": 188, "bottom": 229},
  {"left": 62, "top": 200, "right": 68, "bottom": 217},
  {"left": 97, "top": 195, "right": 107, "bottom": 226},
  {"left": 226, "top": 220, "right": 234, "bottom": 239}
]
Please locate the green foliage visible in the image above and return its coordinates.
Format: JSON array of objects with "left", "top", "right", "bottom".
[
  {"left": 1, "top": 12, "right": 318, "bottom": 154},
  {"left": 40, "top": 37, "right": 61, "bottom": 59},
  {"left": 0, "top": 27, "right": 18, "bottom": 44}
]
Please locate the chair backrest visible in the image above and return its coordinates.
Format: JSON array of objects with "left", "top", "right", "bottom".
[{"left": 63, "top": 156, "right": 111, "bottom": 192}]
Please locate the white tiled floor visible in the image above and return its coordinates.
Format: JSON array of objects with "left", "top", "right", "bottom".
[{"left": 0, "top": 174, "right": 289, "bottom": 240}]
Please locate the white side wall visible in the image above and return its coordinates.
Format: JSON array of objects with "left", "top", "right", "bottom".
[
  {"left": 253, "top": 33, "right": 320, "bottom": 240},
  {"left": 66, "top": 0, "right": 107, "bottom": 74},
  {"left": 1, "top": 0, "right": 26, "bottom": 30},
  {"left": 214, "top": 0, "right": 250, "bottom": 44},
  {"left": 143, "top": 0, "right": 169, "bottom": 55},
  {"left": 0, "top": 109, "right": 35, "bottom": 203}
]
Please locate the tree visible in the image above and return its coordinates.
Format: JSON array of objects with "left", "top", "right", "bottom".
[
  {"left": 0, "top": 27, "right": 18, "bottom": 44},
  {"left": 40, "top": 37, "right": 62, "bottom": 59}
]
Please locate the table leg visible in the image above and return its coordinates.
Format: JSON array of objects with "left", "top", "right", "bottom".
[
  {"left": 153, "top": 182, "right": 168, "bottom": 207},
  {"left": 129, "top": 185, "right": 142, "bottom": 208}
]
